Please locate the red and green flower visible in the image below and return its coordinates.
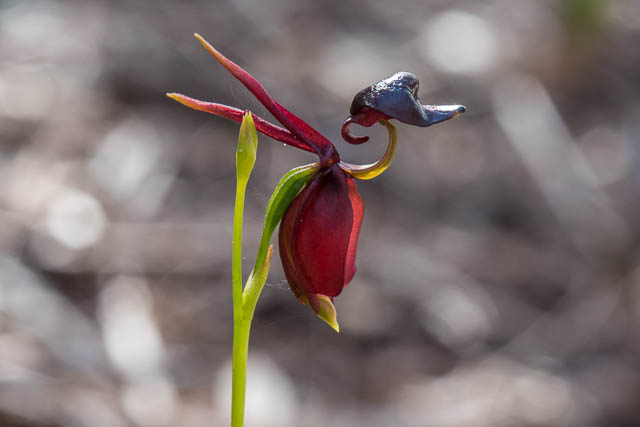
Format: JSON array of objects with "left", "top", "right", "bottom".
[{"left": 168, "top": 34, "right": 464, "bottom": 330}]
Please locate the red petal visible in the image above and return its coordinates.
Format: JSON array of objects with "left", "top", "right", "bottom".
[
  {"left": 195, "top": 34, "right": 337, "bottom": 162},
  {"left": 279, "top": 165, "right": 363, "bottom": 301},
  {"left": 167, "top": 93, "right": 315, "bottom": 153},
  {"left": 344, "top": 176, "right": 364, "bottom": 285}
]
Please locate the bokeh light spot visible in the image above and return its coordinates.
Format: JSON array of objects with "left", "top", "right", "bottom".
[{"left": 421, "top": 10, "right": 497, "bottom": 75}]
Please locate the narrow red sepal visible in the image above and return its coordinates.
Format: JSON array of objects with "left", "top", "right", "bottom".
[
  {"left": 167, "top": 93, "right": 315, "bottom": 153},
  {"left": 194, "top": 34, "right": 339, "bottom": 164}
]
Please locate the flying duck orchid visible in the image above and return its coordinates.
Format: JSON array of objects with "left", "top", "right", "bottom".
[{"left": 168, "top": 34, "right": 465, "bottom": 330}]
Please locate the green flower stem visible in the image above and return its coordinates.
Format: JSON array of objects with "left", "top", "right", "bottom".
[
  {"left": 231, "top": 315, "right": 250, "bottom": 427},
  {"left": 232, "top": 175, "right": 248, "bottom": 323},
  {"left": 230, "top": 114, "right": 317, "bottom": 427},
  {"left": 233, "top": 112, "right": 258, "bottom": 324},
  {"left": 231, "top": 113, "right": 258, "bottom": 427},
  {"left": 231, "top": 172, "right": 249, "bottom": 427}
]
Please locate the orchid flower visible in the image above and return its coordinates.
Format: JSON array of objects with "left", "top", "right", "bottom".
[{"left": 168, "top": 34, "right": 465, "bottom": 330}]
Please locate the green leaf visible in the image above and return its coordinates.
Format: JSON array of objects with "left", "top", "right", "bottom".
[
  {"left": 236, "top": 112, "right": 258, "bottom": 182},
  {"left": 242, "top": 163, "right": 318, "bottom": 309},
  {"left": 252, "top": 163, "right": 318, "bottom": 276}
]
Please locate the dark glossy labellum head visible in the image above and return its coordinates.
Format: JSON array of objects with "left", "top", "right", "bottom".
[
  {"left": 350, "top": 72, "right": 465, "bottom": 127},
  {"left": 350, "top": 72, "right": 419, "bottom": 122},
  {"left": 342, "top": 72, "right": 466, "bottom": 144}
]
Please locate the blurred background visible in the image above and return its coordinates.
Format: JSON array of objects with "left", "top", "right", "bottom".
[{"left": 1, "top": 0, "right": 640, "bottom": 426}]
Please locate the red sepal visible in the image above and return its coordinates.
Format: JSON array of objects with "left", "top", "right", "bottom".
[{"left": 195, "top": 34, "right": 339, "bottom": 165}]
